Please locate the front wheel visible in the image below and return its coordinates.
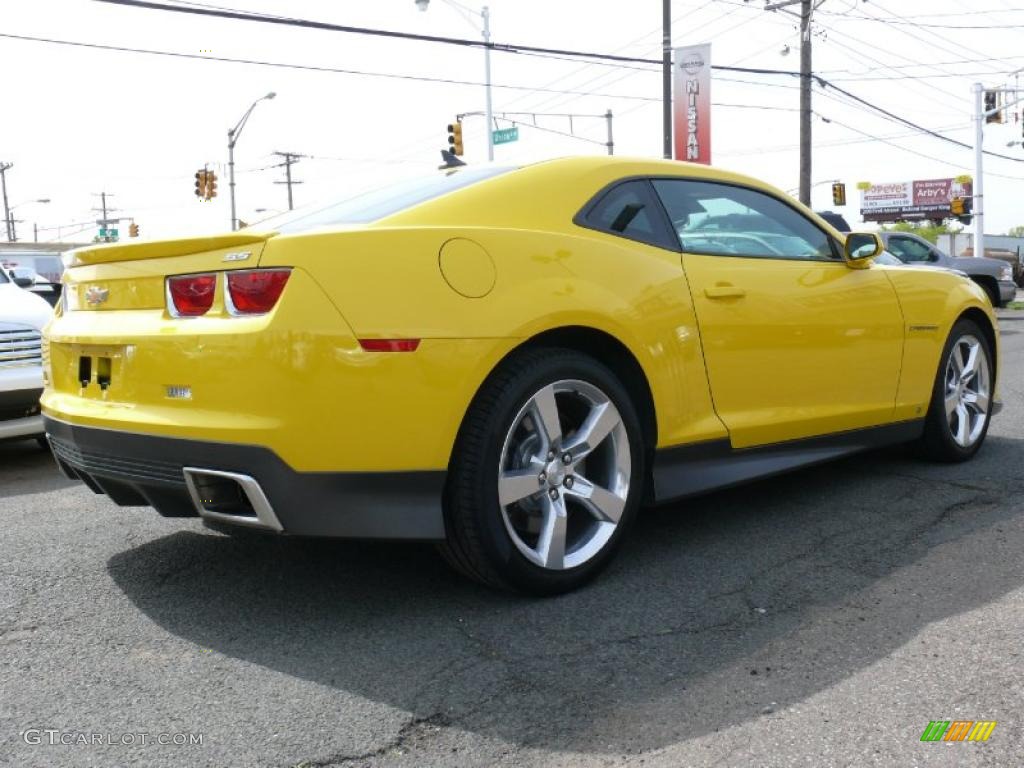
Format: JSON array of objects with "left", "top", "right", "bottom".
[
  {"left": 441, "top": 349, "right": 645, "bottom": 595},
  {"left": 918, "top": 318, "right": 994, "bottom": 462}
]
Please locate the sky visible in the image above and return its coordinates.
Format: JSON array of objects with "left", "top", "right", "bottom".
[{"left": 1, "top": 0, "right": 1023, "bottom": 243}]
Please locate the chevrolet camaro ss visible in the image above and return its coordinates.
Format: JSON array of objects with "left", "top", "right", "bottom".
[{"left": 42, "top": 157, "right": 999, "bottom": 594}]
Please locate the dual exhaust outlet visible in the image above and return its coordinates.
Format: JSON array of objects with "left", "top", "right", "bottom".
[{"left": 183, "top": 468, "right": 284, "bottom": 532}]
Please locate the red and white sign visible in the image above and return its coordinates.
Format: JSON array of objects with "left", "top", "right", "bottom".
[
  {"left": 673, "top": 44, "right": 712, "bottom": 165},
  {"left": 860, "top": 177, "right": 972, "bottom": 221}
]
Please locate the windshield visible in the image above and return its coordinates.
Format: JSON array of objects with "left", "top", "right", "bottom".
[
  {"left": 256, "top": 165, "right": 517, "bottom": 234},
  {"left": 0, "top": 267, "right": 8, "bottom": 284}
]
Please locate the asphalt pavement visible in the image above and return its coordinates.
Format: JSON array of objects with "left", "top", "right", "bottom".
[{"left": 2, "top": 308, "right": 1023, "bottom": 768}]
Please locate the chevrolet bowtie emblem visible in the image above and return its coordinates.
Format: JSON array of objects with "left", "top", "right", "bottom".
[{"left": 85, "top": 286, "right": 110, "bottom": 306}]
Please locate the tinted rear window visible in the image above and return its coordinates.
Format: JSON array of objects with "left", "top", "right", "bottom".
[{"left": 260, "top": 166, "right": 517, "bottom": 234}]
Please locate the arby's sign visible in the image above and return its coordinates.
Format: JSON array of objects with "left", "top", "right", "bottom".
[{"left": 860, "top": 178, "right": 972, "bottom": 222}]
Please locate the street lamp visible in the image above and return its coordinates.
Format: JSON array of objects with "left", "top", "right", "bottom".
[
  {"left": 416, "top": 0, "right": 494, "bottom": 161},
  {"left": 228, "top": 91, "right": 276, "bottom": 231},
  {"left": 7, "top": 198, "right": 50, "bottom": 242}
]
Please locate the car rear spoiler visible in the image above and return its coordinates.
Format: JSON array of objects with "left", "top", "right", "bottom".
[{"left": 65, "top": 232, "right": 276, "bottom": 267}]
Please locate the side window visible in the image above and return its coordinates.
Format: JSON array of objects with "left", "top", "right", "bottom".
[
  {"left": 888, "top": 236, "right": 931, "bottom": 263},
  {"left": 652, "top": 179, "right": 838, "bottom": 261},
  {"left": 580, "top": 180, "right": 674, "bottom": 249}
]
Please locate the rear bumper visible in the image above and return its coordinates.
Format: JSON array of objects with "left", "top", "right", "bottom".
[
  {"left": 0, "top": 414, "right": 43, "bottom": 441},
  {"left": 44, "top": 416, "right": 447, "bottom": 541}
]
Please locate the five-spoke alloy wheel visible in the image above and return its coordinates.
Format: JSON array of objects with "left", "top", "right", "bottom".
[
  {"left": 921, "top": 318, "right": 995, "bottom": 462},
  {"left": 442, "top": 349, "right": 644, "bottom": 594},
  {"left": 498, "top": 379, "right": 631, "bottom": 571},
  {"left": 943, "top": 333, "right": 991, "bottom": 449}
]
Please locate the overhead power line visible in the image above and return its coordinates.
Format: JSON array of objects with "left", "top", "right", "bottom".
[
  {"left": 816, "top": 53, "right": 1024, "bottom": 77},
  {"left": 816, "top": 7, "right": 1024, "bottom": 29},
  {"left": 815, "top": 78, "right": 1024, "bottom": 163},
  {"left": 10, "top": 18, "right": 1024, "bottom": 166},
  {"left": 89, "top": 0, "right": 696, "bottom": 66},
  {"left": 0, "top": 32, "right": 659, "bottom": 102}
]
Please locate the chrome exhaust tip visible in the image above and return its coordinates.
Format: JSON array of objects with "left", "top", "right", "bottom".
[{"left": 183, "top": 467, "right": 284, "bottom": 532}]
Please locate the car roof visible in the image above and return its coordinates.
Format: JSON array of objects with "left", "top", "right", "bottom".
[{"left": 380, "top": 156, "right": 846, "bottom": 238}]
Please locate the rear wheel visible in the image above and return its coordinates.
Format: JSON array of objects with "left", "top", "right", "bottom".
[
  {"left": 441, "top": 349, "right": 645, "bottom": 595},
  {"left": 918, "top": 318, "right": 993, "bottom": 462}
]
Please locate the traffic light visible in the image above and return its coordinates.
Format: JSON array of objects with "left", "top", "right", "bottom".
[
  {"left": 194, "top": 169, "right": 207, "bottom": 199},
  {"left": 950, "top": 197, "right": 965, "bottom": 216},
  {"left": 831, "top": 182, "right": 847, "bottom": 207},
  {"left": 447, "top": 120, "right": 464, "bottom": 156},
  {"left": 129, "top": 222, "right": 139, "bottom": 237},
  {"left": 984, "top": 90, "right": 1002, "bottom": 124},
  {"left": 206, "top": 171, "right": 218, "bottom": 200}
]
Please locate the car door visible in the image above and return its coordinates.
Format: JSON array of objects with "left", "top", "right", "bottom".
[{"left": 651, "top": 178, "right": 905, "bottom": 449}]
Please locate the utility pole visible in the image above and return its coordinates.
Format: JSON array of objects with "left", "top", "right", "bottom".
[
  {"left": 92, "top": 192, "right": 120, "bottom": 243},
  {"left": 271, "top": 151, "right": 305, "bottom": 211},
  {"left": 799, "top": 0, "right": 812, "bottom": 206},
  {"left": 973, "top": 75, "right": 1024, "bottom": 259},
  {"left": 662, "top": 0, "right": 672, "bottom": 159},
  {"left": 760, "top": 0, "right": 818, "bottom": 205},
  {"left": 606, "top": 109, "right": 615, "bottom": 156},
  {"left": 973, "top": 83, "right": 986, "bottom": 261},
  {"left": 0, "top": 162, "right": 13, "bottom": 242}
]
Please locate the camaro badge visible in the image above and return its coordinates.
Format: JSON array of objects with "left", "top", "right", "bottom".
[
  {"left": 223, "top": 251, "right": 251, "bottom": 262},
  {"left": 85, "top": 286, "right": 110, "bottom": 306}
]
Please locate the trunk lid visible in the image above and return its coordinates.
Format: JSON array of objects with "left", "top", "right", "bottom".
[{"left": 64, "top": 232, "right": 275, "bottom": 311}]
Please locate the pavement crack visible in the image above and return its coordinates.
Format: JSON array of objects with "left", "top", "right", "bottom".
[{"left": 286, "top": 713, "right": 451, "bottom": 768}]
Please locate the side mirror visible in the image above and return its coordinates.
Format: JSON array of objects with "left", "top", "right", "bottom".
[
  {"left": 844, "top": 233, "right": 883, "bottom": 265},
  {"left": 13, "top": 276, "right": 34, "bottom": 288}
]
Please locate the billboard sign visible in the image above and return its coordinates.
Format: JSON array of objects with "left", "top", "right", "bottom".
[
  {"left": 860, "top": 178, "right": 972, "bottom": 222},
  {"left": 673, "top": 43, "right": 711, "bottom": 165}
]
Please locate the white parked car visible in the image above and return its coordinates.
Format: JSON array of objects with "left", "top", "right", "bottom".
[{"left": 0, "top": 266, "right": 53, "bottom": 444}]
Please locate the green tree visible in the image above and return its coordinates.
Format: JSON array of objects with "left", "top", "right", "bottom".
[
  {"left": 879, "top": 220, "right": 962, "bottom": 244},
  {"left": 1007, "top": 225, "right": 1024, "bottom": 238}
]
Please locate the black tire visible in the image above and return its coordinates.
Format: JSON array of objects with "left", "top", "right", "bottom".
[
  {"left": 36, "top": 436, "right": 50, "bottom": 451},
  {"left": 918, "top": 318, "right": 994, "bottom": 462},
  {"left": 977, "top": 279, "right": 1000, "bottom": 308},
  {"left": 440, "top": 348, "right": 646, "bottom": 595}
]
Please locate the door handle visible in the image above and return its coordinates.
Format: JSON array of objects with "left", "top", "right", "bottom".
[{"left": 704, "top": 285, "right": 746, "bottom": 299}]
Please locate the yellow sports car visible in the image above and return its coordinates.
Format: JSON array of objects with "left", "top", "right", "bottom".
[{"left": 42, "top": 157, "right": 999, "bottom": 594}]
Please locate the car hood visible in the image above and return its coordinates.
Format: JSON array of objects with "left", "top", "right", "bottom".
[
  {"left": 888, "top": 262, "right": 970, "bottom": 279},
  {"left": 0, "top": 283, "right": 54, "bottom": 331},
  {"left": 949, "top": 255, "right": 1008, "bottom": 274}
]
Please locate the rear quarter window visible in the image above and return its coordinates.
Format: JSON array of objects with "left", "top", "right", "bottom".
[{"left": 261, "top": 166, "right": 517, "bottom": 234}]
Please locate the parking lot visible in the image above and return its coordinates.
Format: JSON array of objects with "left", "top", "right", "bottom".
[{"left": 1, "top": 308, "right": 1022, "bottom": 767}]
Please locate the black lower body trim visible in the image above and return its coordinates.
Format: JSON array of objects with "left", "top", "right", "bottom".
[
  {"left": 652, "top": 419, "right": 924, "bottom": 503},
  {"left": 43, "top": 416, "right": 447, "bottom": 541},
  {"left": 0, "top": 388, "right": 42, "bottom": 422}
]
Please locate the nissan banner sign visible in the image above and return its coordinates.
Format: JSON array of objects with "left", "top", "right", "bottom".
[{"left": 674, "top": 43, "right": 712, "bottom": 165}]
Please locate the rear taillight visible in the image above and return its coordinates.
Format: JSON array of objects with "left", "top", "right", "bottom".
[
  {"left": 226, "top": 269, "right": 291, "bottom": 315},
  {"left": 167, "top": 273, "right": 217, "bottom": 317}
]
